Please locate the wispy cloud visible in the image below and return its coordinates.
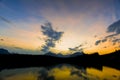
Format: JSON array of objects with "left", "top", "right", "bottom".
[
  {"left": 69, "top": 44, "right": 84, "bottom": 52},
  {"left": 14, "top": 47, "right": 23, "bottom": 50},
  {"left": 0, "top": 16, "right": 12, "bottom": 24}
]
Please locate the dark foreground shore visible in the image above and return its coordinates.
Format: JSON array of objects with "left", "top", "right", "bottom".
[{"left": 0, "top": 50, "right": 120, "bottom": 70}]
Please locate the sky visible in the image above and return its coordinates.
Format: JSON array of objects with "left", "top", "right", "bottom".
[{"left": 0, "top": 0, "right": 120, "bottom": 55}]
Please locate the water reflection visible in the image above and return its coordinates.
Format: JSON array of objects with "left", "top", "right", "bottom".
[{"left": 0, "top": 64, "right": 120, "bottom": 80}]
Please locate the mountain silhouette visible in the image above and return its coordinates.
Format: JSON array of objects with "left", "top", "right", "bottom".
[
  {"left": 0, "top": 48, "right": 10, "bottom": 54},
  {"left": 0, "top": 48, "right": 120, "bottom": 70},
  {"left": 45, "top": 51, "right": 84, "bottom": 57}
]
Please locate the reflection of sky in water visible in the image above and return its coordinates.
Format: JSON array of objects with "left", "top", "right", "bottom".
[{"left": 0, "top": 64, "right": 120, "bottom": 80}]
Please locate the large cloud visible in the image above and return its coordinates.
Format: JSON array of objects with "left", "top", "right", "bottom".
[
  {"left": 41, "top": 22, "right": 64, "bottom": 53},
  {"left": 107, "top": 20, "right": 120, "bottom": 34},
  {"left": 41, "top": 23, "right": 63, "bottom": 41}
]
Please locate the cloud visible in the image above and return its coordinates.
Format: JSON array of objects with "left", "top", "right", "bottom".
[
  {"left": 95, "top": 20, "right": 120, "bottom": 46},
  {"left": 0, "top": 16, "right": 12, "bottom": 24},
  {"left": 101, "top": 39, "right": 107, "bottom": 42},
  {"left": 41, "top": 23, "right": 63, "bottom": 41},
  {"left": 94, "top": 34, "right": 118, "bottom": 46},
  {"left": 95, "top": 39, "right": 107, "bottom": 45},
  {"left": 38, "top": 68, "right": 55, "bottom": 80},
  {"left": 14, "top": 47, "right": 23, "bottom": 50},
  {"left": 112, "top": 38, "right": 120, "bottom": 42},
  {"left": 70, "top": 67, "right": 87, "bottom": 79},
  {"left": 95, "top": 40, "right": 101, "bottom": 45},
  {"left": 105, "top": 34, "right": 117, "bottom": 38},
  {"left": 107, "top": 20, "right": 120, "bottom": 34},
  {"left": 0, "top": 39, "right": 4, "bottom": 41},
  {"left": 68, "top": 43, "right": 88, "bottom": 53},
  {"left": 41, "top": 22, "right": 64, "bottom": 53},
  {"left": 112, "top": 39, "right": 120, "bottom": 44},
  {"left": 69, "top": 44, "right": 83, "bottom": 52},
  {"left": 71, "top": 71, "right": 82, "bottom": 77}
]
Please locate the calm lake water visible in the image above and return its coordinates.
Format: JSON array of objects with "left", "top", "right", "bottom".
[{"left": 0, "top": 64, "right": 120, "bottom": 80}]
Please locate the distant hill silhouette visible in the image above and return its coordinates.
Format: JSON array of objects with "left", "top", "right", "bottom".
[
  {"left": 45, "top": 51, "right": 84, "bottom": 57},
  {"left": 0, "top": 48, "right": 120, "bottom": 70},
  {"left": 0, "top": 48, "right": 85, "bottom": 57},
  {"left": 0, "top": 48, "right": 10, "bottom": 54}
]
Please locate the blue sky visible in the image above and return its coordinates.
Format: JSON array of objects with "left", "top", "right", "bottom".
[{"left": 0, "top": 0, "right": 120, "bottom": 54}]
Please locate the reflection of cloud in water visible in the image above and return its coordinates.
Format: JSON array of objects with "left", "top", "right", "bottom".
[
  {"left": 0, "top": 64, "right": 120, "bottom": 80},
  {"left": 38, "top": 68, "right": 55, "bottom": 80}
]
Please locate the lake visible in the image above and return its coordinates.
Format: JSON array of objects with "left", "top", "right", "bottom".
[{"left": 0, "top": 64, "right": 120, "bottom": 80}]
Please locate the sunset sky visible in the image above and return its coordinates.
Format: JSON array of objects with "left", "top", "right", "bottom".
[{"left": 0, "top": 0, "right": 120, "bottom": 55}]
